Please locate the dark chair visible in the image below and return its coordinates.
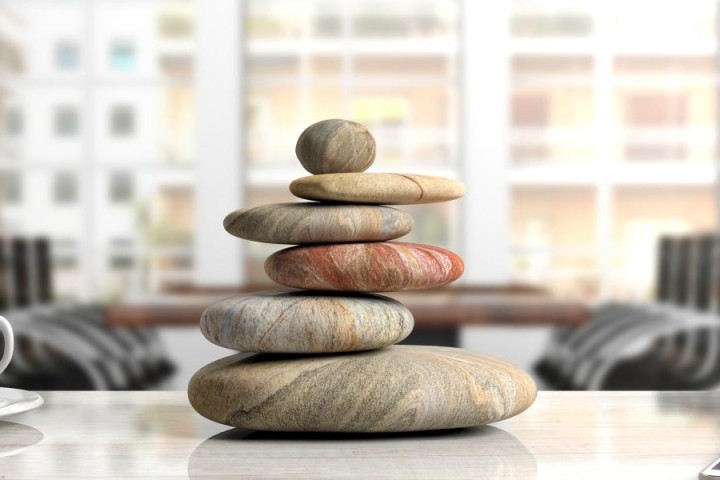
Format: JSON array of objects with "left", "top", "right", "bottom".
[
  {"left": 0, "top": 237, "right": 174, "bottom": 390},
  {"left": 535, "top": 233, "right": 720, "bottom": 390}
]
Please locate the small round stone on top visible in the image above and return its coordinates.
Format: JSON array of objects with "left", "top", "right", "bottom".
[{"left": 295, "top": 119, "right": 376, "bottom": 174}]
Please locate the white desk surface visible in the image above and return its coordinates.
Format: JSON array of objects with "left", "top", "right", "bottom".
[{"left": 0, "top": 391, "right": 718, "bottom": 479}]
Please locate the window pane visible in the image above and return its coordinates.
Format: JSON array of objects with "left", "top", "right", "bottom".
[
  {"left": 109, "top": 172, "right": 134, "bottom": 203},
  {"left": 53, "top": 252, "right": 81, "bottom": 300},
  {"left": 110, "top": 40, "right": 136, "bottom": 71},
  {"left": 158, "top": 13, "right": 194, "bottom": 38},
  {"left": 512, "top": 186, "right": 596, "bottom": 248},
  {"left": 512, "top": 0, "right": 593, "bottom": 38},
  {"left": 353, "top": 1, "right": 457, "bottom": 39},
  {"left": 614, "top": 56, "right": 716, "bottom": 163},
  {"left": 0, "top": 26, "right": 24, "bottom": 75},
  {"left": 1, "top": 172, "right": 22, "bottom": 204},
  {"left": 54, "top": 105, "right": 79, "bottom": 136},
  {"left": 612, "top": 186, "right": 716, "bottom": 299},
  {"left": 94, "top": 86, "right": 195, "bottom": 164},
  {"left": 512, "top": 252, "right": 599, "bottom": 300},
  {"left": 610, "top": 0, "right": 715, "bottom": 42},
  {"left": 53, "top": 171, "right": 78, "bottom": 204},
  {"left": 148, "top": 186, "right": 194, "bottom": 246},
  {"left": 4, "top": 107, "right": 22, "bottom": 136},
  {"left": 55, "top": 41, "right": 79, "bottom": 70},
  {"left": 159, "top": 54, "right": 193, "bottom": 79},
  {"left": 110, "top": 105, "right": 135, "bottom": 136},
  {"left": 510, "top": 87, "right": 594, "bottom": 165}
]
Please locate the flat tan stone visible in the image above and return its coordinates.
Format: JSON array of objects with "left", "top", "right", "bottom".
[
  {"left": 223, "top": 203, "right": 412, "bottom": 244},
  {"left": 200, "top": 292, "right": 413, "bottom": 353},
  {"left": 188, "top": 346, "right": 537, "bottom": 432},
  {"left": 289, "top": 173, "right": 466, "bottom": 205}
]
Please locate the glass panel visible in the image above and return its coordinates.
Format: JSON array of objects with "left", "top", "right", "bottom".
[
  {"left": 247, "top": 55, "right": 301, "bottom": 78},
  {"left": 246, "top": 0, "right": 308, "bottom": 40},
  {"left": 512, "top": 55, "right": 593, "bottom": 81},
  {"left": 402, "top": 203, "right": 457, "bottom": 248},
  {"left": 512, "top": 252, "right": 599, "bottom": 300},
  {"left": 0, "top": 21, "right": 25, "bottom": 77},
  {"left": 1, "top": 1, "right": 197, "bottom": 301},
  {"left": 0, "top": 95, "right": 23, "bottom": 161},
  {"left": 610, "top": 0, "right": 716, "bottom": 43},
  {"left": 109, "top": 105, "right": 135, "bottom": 137},
  {"left": 8, "top": 171, "right": 84, "bottom": 240},
  {"left": 55, "top": 41, "right": 80, "bottom": 71},
  {"left": 309, "top": 86, "right": 343, "bottom": 122},
  {"left": 109, "top": 171, "right": 134, "bottom": 204},
  {"left": 354, "top": 55, "right": 449, "bottom": 78},
  {"left": 94, "top": 1, "right": 196, "bottom": 79},
  {"left": 612, "top": 186, "right": 716, "bottom": 300},
  {"left": 0, "top": 171, "right": 22, "bottom": 204},
  {"left": 510, "top": 86, "right": 594, "bottom": 165},
  {"left": 53, "top": 171, "right": 78, "bottom": 204},
  {"left": 613, "top": 56, "right": 716, "bottom": 163},
  {"left": 109, "top": 40, "right": 136, "bottom": 72},
  {"left": 21, "top": 88, "right": 85, "bottom": 161},
  {"left": 3, "top": 2, "right": 82, "bottom": 78},
  {"left": 3, "top": 107, "right": 22, "bottom": 137},
  {"left": 246, "top": 85, "right": 300, "bottom": 167},
  {"left": 94, "top": 86, "right": 195, "bottom": 164},
  {"left": 352, "top": 85, "right": 457, "bottom": 168},
  {"left": 52, "top": 245, "right": 82, "bottom": 301},
  {"left": 511, "top": 1, "right": 593, "bottom": 38},
  {"left": 310, "top": 55, "right": 341, "bottom": 77},
  {"left": 512, "top": 186, "right": 596, "bottom": 248},
  {"left": 352, "top": 0, "right": 457, "bottom": 40},
  {"left": 54, "top": 105, "right": 80, "bottom": 137},
  {"left": 146, "top": 185, "right": 194, "bottom": 248},
  {"left": 158, "top": 12, "right": 194, "bottom": 39},
  {"left": 147, "top": 250, "right": 193, "bottom": 293}
]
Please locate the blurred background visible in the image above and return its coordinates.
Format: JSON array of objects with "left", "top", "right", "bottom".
[{"left": 0, "top": 0, "right": 718, "bottom": 391}]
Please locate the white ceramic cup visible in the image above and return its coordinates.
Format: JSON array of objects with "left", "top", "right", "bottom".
[{"left": 0, "top": 316, "right": 14, "bottom": 376}]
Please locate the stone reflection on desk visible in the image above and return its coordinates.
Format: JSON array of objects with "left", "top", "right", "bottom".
[
  {"left": 0, "top": 421, "right": 44, "bottom": 459},
  {"left": 188, "top": 425, "right": 537, "bottom": 479},
  {"left": 188, "top": 119, "right": 537, "bottom": 432}
]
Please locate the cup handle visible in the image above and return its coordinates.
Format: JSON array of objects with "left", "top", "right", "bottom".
[{"left": 0, "top": 316, "right": 14, "bottom": 376}]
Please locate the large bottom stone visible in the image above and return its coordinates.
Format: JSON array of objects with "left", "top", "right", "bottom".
[{"left": 188, "top": 346, "right": 537, "bottom": 433}]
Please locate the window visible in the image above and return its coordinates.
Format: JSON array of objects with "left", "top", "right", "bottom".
[
  {"left": 508, "top": 1, "right": 718, "bottom": 300},
  {"left": 4, "top": 107, "right": 22, "bottom": 136},
  {"left": 159, "top": 54, "right": 193, "bottom": 78},
  {"left": 109, "top": 172, "right": 133, "bottom": 203},
  {"left": 1, "top": 172, "right": 21, "bottom": 204},
  {"left": 54, "top": 106, "right": 79, "bottom": 136},
  {"left": 110, "top": 105, "right": 134, "bottom": 136},
  {"left": 0, "top": 35, "right": 24, "bottom": 75},
  {"left": 55, "top": 41, "right": 79, "bottom": 70},
  {"left": 158, "top": 14, "right": 194, "bottom": 38},
  {"left": 110, "top": 40, "right": 135, "bottom": 71},
  {"left": 2, "top": 2, "right": 197, "bottom": 300},
  {"left": 109, "top": 254, "right": 134, "bottom": 269},
  {"left": 53, "top": 172, "right": 78, "bottom": 204}
]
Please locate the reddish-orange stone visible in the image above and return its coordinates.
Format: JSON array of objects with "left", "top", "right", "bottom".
[{"left": 265, "top": 242, "right": 464, "bottom": 292}]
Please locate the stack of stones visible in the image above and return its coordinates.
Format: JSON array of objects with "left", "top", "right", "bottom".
[{"left": 188, "top": 119, "right": 536, "bottom": 433}]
